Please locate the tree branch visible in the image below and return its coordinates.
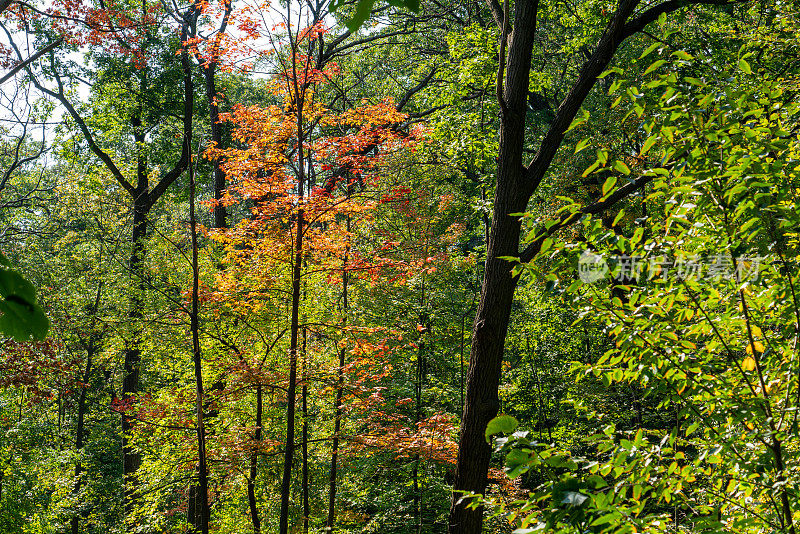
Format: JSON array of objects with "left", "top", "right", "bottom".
[
  {"left": 396, "top": 65, "right": 438, "bottom": 111},
  {"left": 484, "top": 0, "right": 504, "bottom": 28},
  {"left": 522, "top": 0, "right": 736, "bottom": 198},
  {"left": 522, "top": 0, "right": 641, "bottom": 196},
  {"left": 0, "top": 21, "right": 137, "bottom": 196},
  {"left": 147, "top": 3, "right": 199, "bottom": 205},
  {"left": 519, "top": 174, "right": 652, "bottom": 263},
  {"left": 0, "top": 37, "right": 62, "bottom": 86},
  {"left": 623, "top": 0, "right": 738, "bottom": 38}
]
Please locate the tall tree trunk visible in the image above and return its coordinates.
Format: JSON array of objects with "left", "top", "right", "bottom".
[
  {"left": 447, "top": 22, "right": 533, "bottom": 516},
  {"left": 71, "top": 343, "right": 94, "bottom": 534},
  {"left": 302, "top": 328, "right": 310, "bottom": 534},
  {"left": 200, "top": 55, "right": 228, "bottom": 228},
  {"left": 248, "top": 385, "right": 263, "bottom": 534},
  {"left": 447, "top": 0, "right": 694, "bottom": 530},
  {"left": 326, "top": 214, "right": 350, "bottom": 533},
  {"left": 24, "top": 5, "right": 198, "bottom": 529},
  {"left": 122, "top": 182, "right": 148, "bottom": 524},
  {"left": 72, "top": 281, "right": 103, "bottom": 534},
  {"left": 278, "top": 200, "right": 303, "bottom": 534},
  {"left": 279, "top": 92, "right": 306, "bottom": 534},
  {"left": 413, "top": 308, "right": 428, "bottom": 534},
  {"left": 204, "top": 62, "right": 227, "bottom": 229},
  {"left": 459, "top": 313, "right": 466, "bottom": 420},
  {"left": 194, "top": 0, "right": 231, "bottom": 229},
  {"left": 190, "top": 154, "right": 210, "bottom": 534}
]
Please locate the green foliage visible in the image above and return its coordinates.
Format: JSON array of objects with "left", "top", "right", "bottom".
[
  {"left": 492, "top": 8, "right": 800, "bottom": 533},
  {"left": 0, "top": 252, "right": 48, "bottom": 341},
  {"left": 331, "top": 0, "right": 420, "bottom": 31}
]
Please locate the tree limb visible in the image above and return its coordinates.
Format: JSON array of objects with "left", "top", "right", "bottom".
[
  {"left": 0, "top": 37, "right": 62, "bottom": 86},
  {"left": 147, "top": 3, "right": 199, "bottom": 205},
  {"left": 0, "top": 21, "right": 137, "bottom": 196},
  {"left": 519, "top": 174, "right": 653, "bottom": 263},
  {"left": 484, "top": 0, "right": 504, "bottom": 28},
  {"left": 522, "top": 0, "right": 737, "bottom": 197}
]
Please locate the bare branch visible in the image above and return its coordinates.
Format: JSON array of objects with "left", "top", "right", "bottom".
[{"left": 0, "top": 38, "right": 62, "bottom": 86}]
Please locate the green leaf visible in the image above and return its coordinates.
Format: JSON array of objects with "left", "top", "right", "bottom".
[
  {"left": 574, "top": 138, "right": 591, "bottom": 154},
  {"left": 0, "top": 296, "right": 49, "bottom": 341},
  {"left": 644, "top": 59, "right": 667, "bottom": 75},
  {"left": 613, "top": 160, "right": 631, "bottom": 175},
  {"left": 597, "top": 67, "right": 623, "bottom": 79},
  {"left": 346, "top": 0, "right": 377, "bottom": 32},
  {"left": 640, "top": 136, "right": 658, "bottom": 156},
  {"left": 591, "top": 512, "right": 619, "bottom": 526},
  {"left": 566, "top": 109, "right": 590, "bottom": 133},
  {"left": 581, "top": 161, "right": 600, "bottom": 177},
  {"left": 0, "top": 266, "right": 49, "bottom": 341},
  {"left": 608, "top": 78, "right": 624, "bottom": 95},
  {"left": 602, "top": 176, "right": 618, "bottom": 196},
  {"left": 639, "top": 42, "right": 661, "bottom": 60},
  {"left": 334, "top": 0, "right": 421, "bottom": 30},
  {"left": 0, "top": 268, "right": 37, "bottom": 303},
  {"left": 387, "top": 0, "right": 420, "bottom": 9},
  {"left": 684, "top": 76, "right": 706, "bottom": 87},
  {"left": 739, "top": 58, "right": 752, "bottom": 74},
  {"left": 485, "top": 415, "right": 519, "bottom": 443},
  {"left": 672, "top": 50, "right": 694, "bottom": 61}
]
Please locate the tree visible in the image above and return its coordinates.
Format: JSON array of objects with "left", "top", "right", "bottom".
[
  {"left": 446, "top": 0, "right": 740, "bottom": 531},
  {"left": 207, "top": 16, "right": 412, "bottom": 530},
  {"left": 8, "top": 0, "right": 202, "bottom": 523},
  {"left": 486, "top": 8, "right": 800, "bottom": 532}
]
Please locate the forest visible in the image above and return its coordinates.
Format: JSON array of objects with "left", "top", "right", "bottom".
[{"left": 0, "top": 0, "right": 798, "bottom": 532}]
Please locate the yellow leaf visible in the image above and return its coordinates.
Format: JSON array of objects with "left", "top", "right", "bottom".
[
  {"left": 746, "top": 341, "right": 765, "bottom": 355},
  {"left": 742, "top": 356, "right": 756, "bottom": 371},
  {"left": 751, "top": 326, "right": 762, "bottom": 337}
]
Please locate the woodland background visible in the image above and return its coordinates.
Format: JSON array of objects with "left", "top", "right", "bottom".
[{"left": 0, "top": 0, "right": 799, "bottom": 533}]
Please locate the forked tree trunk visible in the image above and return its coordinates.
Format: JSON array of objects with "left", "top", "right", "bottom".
[{"left": 448, "top": 0, "right": 686, "bottom": 531}]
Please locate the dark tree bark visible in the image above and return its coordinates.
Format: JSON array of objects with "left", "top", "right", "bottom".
[
  {"left": 188, "top": 146, "right": 210, "bottom": 534},
  {"left": 122, "top": 133, "right": 148, "bottom": 521},
  {"left": 0, "top": 37, "right": 62, "bottom": 86},
  {"left": 247, "top": 385, "right": 263, "bottom": 534},
  {"left": 301, "top": 328, "right": 310, "bottom": 534},
  {"left": 195, "top": 0, "right": 232, "bottom": 229},
  {"left": 278, "top": 187, "right": 303, "bottom": 534},
  {"left": 204, "top": 62, "right": 227, "bottom": 229},
  {"left": 71, "top": 333, "right": 101, "bottom": 532},
  {"left": 448, "top": 0, "right": 733, "bottom": 532},
  {"left": 278, "top": 75, "right": 306, "bottom": 534},
  {"left": 325, "top": 215, "right": 349, "bottom": 533},
  {"left": 413, "top": 302, "right": 429, "bottom": 534}
]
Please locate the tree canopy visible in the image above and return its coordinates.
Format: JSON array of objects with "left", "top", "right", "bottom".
[{"left": 0, "top": 0, "right": 798, "bottom": 533}]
